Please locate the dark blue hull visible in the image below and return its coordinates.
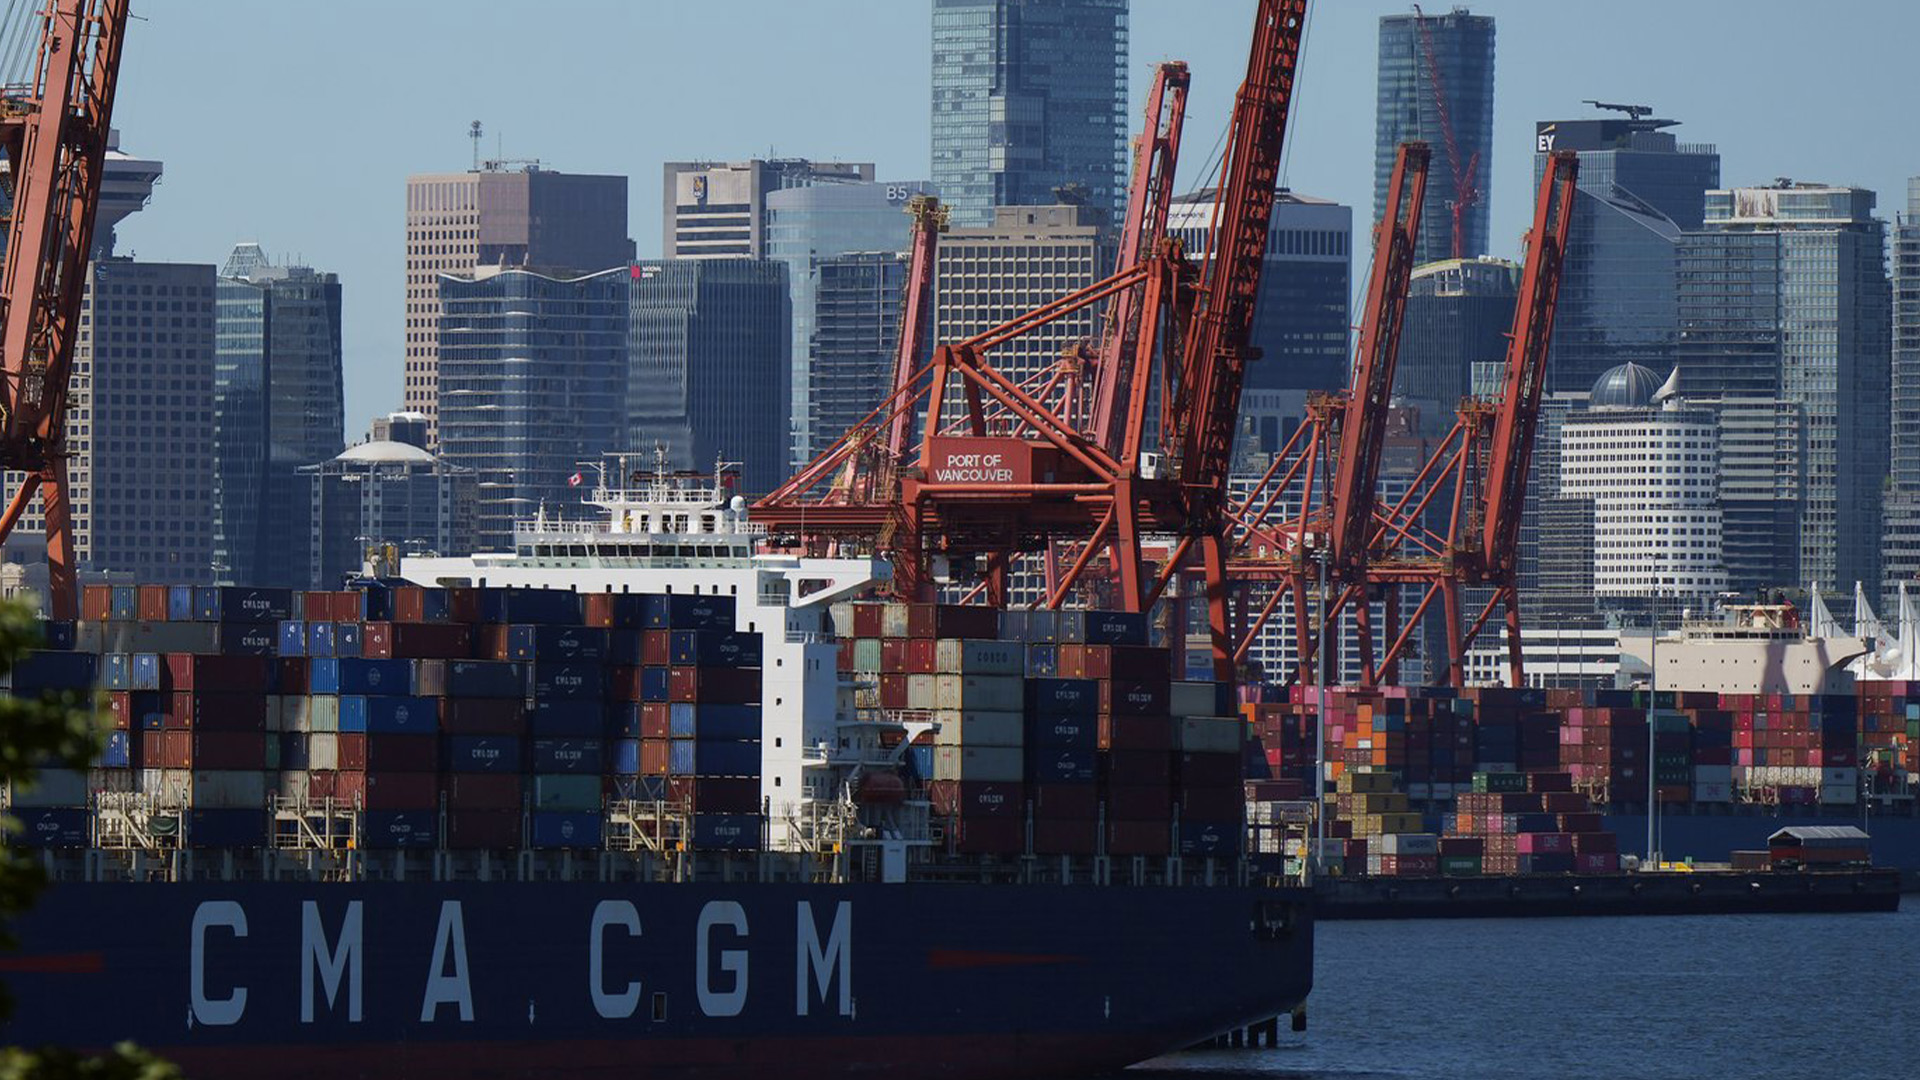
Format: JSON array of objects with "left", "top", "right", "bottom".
[{"left": 1, "top": 880, "right": 1312, "bottom": 1078}]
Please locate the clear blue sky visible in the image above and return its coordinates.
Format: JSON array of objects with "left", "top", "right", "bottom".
[{"left": 108, "top": 0, "right": 1916, "bottom": 439}]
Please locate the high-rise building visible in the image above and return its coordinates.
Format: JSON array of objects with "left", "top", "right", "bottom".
[
  {"left": 1883, "top": 180, "right": 1920, "bottom": 599},
  {"left": 52, "top": 260, "right": 217, "bottom": 584},
  {"left": 931, "top": 0, "right": 1129, "bottom": 230},
  {"left": 933, "top": 203, "right": 1111, "bottom": 405},
  {"left": 1534, "top": 113, "right": 1720, "bottom": 394},
  {"left": 628, "top": 259, "right": 791, "bottom": 495},
  {"left": 93, "top": 131, "right": 162, "bottom": 261},
  {"left": 300, "top": 416, "right": 475, "bottom": 585},
  {"left": 436, "top": 266, "right": 630, "bottom": 551},
  {"left": 1559, "top": 363, "right": 1728, "bottom": 618},
  {"left": 662, "top": 159, "right": 874, "bottom": 260},
  {"left": 1710, "top": 395, "right": 1805, "bottom": 595},
  {"left": 1395, "top": 256, "right": 1517, "bottom": 436},
  {"left": 1375, "top": 8, "right": 1495, "bottom": 264},
  {"left": 403, "top": 165, "right": 631, "bottom": 440},
  {"left": 213, "top": 244, "right": 344, "bottom": 588},
  {"left": 1167, "top": 189, "right": 1352, "bottom": 453},
  {"left": 809, "top": 251, "right": 913, "bottom": 462},
  {"left": 1677, "top": 182, "right": 1891, "bottom": 594},
  {"left": 765, "top": 179, "right": 935, "bottom": 464}
]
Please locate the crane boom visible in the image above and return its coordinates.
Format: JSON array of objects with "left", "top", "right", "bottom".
[
  {"left": 0, "top": 0, "right": 133, "bottom": 620},
  {"left": 1167, "top": 0, "right": 1308, "bottom": 529},
  {"left": 883, "top": 195, "right": 945, "bottom": 461}
]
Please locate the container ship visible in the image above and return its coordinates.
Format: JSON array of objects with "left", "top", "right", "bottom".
[{"left": 0, "top": 464, "right": 1312, "bottom": 1078}]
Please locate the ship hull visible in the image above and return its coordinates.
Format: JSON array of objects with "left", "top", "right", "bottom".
[{"left": 1, "top": 879, "right": 1311, "bottom": 1078}]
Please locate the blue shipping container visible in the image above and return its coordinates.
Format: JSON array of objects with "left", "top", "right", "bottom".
[
  {"left": 1025, "top": 644, "right": 1058, "bottom": 678},
  {"left": 644, "top": 593, "right": 735, "bottom": 631},
  {"left": 14, "top": 807, "right": 90, "bottom": 848},
  {"left": 334, "top": 623, "right": 364, "bottom": 658},
  {"left": 188, "top": 809, "right": 266, "bottom": 849},
  {"left": 610, "top": 739, "right": 641, "bottom": 774},
  {"left": 640, "top": 667, "right": 670, "bottom": 703},
  {"left": 110, "top": 586, "right": 138, "bottom": 620},
  {"left": 1082, "top": 610, "right": 1148, "bottom": 646},
  {"left": 37, "top": 620, "right": 76, "bottom": 651},
  {"left": 220, "top": 622, "right": 278, "bottom": 656},
  {"left": 509, "top": 625, "right": 610, "bottom": 661},
  {"left": 129, "top": 654, "right": 161, "bottom": 691},
  {"left": 444, "top": 736, "right": 522, "bottom": 774},
  {"left": 532, "top": 738, "right": 603, "bottom": 774},
  {"left": 607, "top": 629, "right": 644, "bottom": 665},
  {"left": 478, "top": 588, "right": 581, "bottom": 626},
  {"left": 1028, "top": 714, "right": 1097, "bottom": 749},
  {"left": 607, "top": 704, "right": 642, "bottom": 739},
  {"left": 278, "top": 621, "right": 307, "bottom": 657},
  {"left": 1028, "top": 747, "right": 1097, "bottom": 784},
  {"left": 361, "top": 810, "right": 438, "bottom": 850},
  {"left": 198, "top": 587, "right": 295, "bottom": 624},
  {"left": 691, "top": 813, "right": 761, "bottom": 851},
  {"left": 670, "top": 703, "right": 760, "bottom": 740},
  {"left": 280, "top": 733, "right": 312, "bottom": 771},
  {"left": 529, "top": 661, "right": 604, "bottom": 702},
  {"left": 529, "top": 811, "right": 602, "bottom": 850},
  {"left": 10, "top": 650, "right": 97, "bottom": 691},
  {"left": 444, "top": 660, "right": 526, "bottom": 699},
  {"left": 1178, "top": 821, "right": 1243, "bottom": 858},
  {"left": 307, "top": 623, "right": 337, "bottom": 658},
  {"left": 692, "top": 739, "right": 760, "bottom": 777},
  {"left": 669, "top": 630, "right": 762, "bottom": 667},
  {"left": 309, "top": 658, "right": 416, "bottom": 696},
  {"left": 167, "top": 586, "right": 196, "bottom": 623},
  {"left": 527, "top": 700, "right": 606, "bottom": 738},
  {"left": 1026, "top": 678, "right": 1099, "bottom": 716},
  {"left": 340, "top": 695, "right": 440, "bottom": 735},
  {"left": 98, "top": 730, "right": 131, "bottom": 768}
]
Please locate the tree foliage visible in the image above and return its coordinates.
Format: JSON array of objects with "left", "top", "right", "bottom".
[{"left": 0, "top": 598, "right": 175, "bottom": 1077}]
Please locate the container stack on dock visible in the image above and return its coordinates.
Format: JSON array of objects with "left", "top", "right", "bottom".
[
  {"left": 829, "top": 601, "right": 1243, "bottom": 862},
  {"left": 1442, "top": 771, "right": 1618, "bottom": 876},
  {"left": 2, "top": 582, "right": 768, "bottom": 854},
  {"left": 1319, "top": 769, "right": 1433, "bottom": 877}
]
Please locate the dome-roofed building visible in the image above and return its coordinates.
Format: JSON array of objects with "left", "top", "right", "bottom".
[
  {"left": 1588, "top": 361, "right": 1668, "bottom": 410},
  {"left": 297, "top": 413, "right": 476, "bottom": 587}
]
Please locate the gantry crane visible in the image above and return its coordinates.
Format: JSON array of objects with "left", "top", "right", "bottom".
[
  {"left": 0, "top": 0, "right": 132, "bottom": 620},
  {"left": 757, "top": 0, "right": 1309, "bottom": 677}
]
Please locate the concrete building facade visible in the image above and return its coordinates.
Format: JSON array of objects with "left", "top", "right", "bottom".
[{"left": 662, "top": 159, "right": 873, "bottom": 261}]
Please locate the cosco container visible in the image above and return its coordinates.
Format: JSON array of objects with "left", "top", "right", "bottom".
[
  {"left": 668, "top": 630, "right": 762, "bottom": 667},
  {"left": 932, "top": 710, "right": 1023, "bottom": 748},
  {"left": 642, "top": 593, "right": 735, "bottom": 631},
  {"left": 691, "top": 813, "right": 762, "bottom": 850},
  {"left": 337, "top": 695, "right": 439, "bottom": 735},
  {"left": 529, "top": 811, "right": 602, "bottom": 849},
  {"left": 934, "top": 639, "right": 1024, "bottom": 676},
  {"left": 477, "top": 587, "right": 582, "bottom": 626},
  {"left": 928, "top": 780, "right": 1023, "bottom": 819},
  {"left": 531, "top": 738, "right": 602, "bottom": 774},
  {"left": 444, "top": 736, "right": 522, "bottom": 773},
  {"left": 526, "top": 700, "right": 605, "bottom": 738},
  {"left": 194, "top": 587, "right": 294, "bottom": 624},
  {"left": 4, "top": 650, "right": 98, "bottom": 691},
  {"left": 500, "top": 624, "right": 611, "bottom": 662},
  {"left": 934, "top": 674, "right": 1023, "bottom": 712},
  {"left": 308, "top": 658, "right": 417, "bottom": 697},
  {"left": 360, "top": 810, "right": 438, "bottom": 849},
  {"left": 437, "top": 660, "right": 528, "bottom": 699},
  {"left": 1025, "top": 678, "right": 1099, "bottom": 716},
  {"left": 1027, "top": 713, "right": 1097, "bottom": 749},
  {"left": 1028, "top": 747, "right": 1097, "bottom": 784},
  {"left": 11, "top": 807, "right": 90, "bottom": 848}
]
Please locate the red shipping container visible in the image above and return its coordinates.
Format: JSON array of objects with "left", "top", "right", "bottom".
[
  {"left": 440, "top": 698, "right": 525, "bottom": 735},
  {"left": 81, "top": 584, "right": 113, "bottom": 622},
  {"left": 1576, "top": 852, "right": 1620, "bottom": 874},
  {"left": 640, "top": 702, "right": 671, "bottom": 739},
  {"left": 836, "top": 639, "right": 855, "bottom": 672},
  {"left": 878, "top": 674, "right": 908, "bottom": 710},
  {"left": 905, "top": 602, "right": 999, "bottom": 641},
  {"left": 191, "top": 732, "right": 267, "bottom": 770},
  {"left": 929, "top": 780, "right": 1023, "bottom": 819},
  {"left": 361, "top": 622, "right": 393, "bottom": 658},
  {"left": 1105, "top": 784, "right": 1170, "bottom": 820},
  {"left": 691, "top": 668, "right": 760, "bottom": 705},
  {"left": 852, "top": 604, "right": 884, "bottom": 639},
  {"left": 443, "top": 773, "right": 523, "bottom": 811},
  {"left": 365, "top": 734, "right": 437, "bottom": 772},
  {"left": 881, "top": 639, "right": 909, "bottom": 673},
  {"left": 1438, "top": 835, "right": 1485, "bottom": 856},
  {"left": 1572, "top": 831, "right": 1618, "bottom": 854},
  {"left": 276, "top": 658, "right": 311, "bottom": 695},
  {"left": 137, "top": 585, "right": 169, "bottom": 622},
  {"left": 954, "top": 817, "right": 1024, "bottom": 855},
  {"left": 1559, "top": 812, "right": 1604, "bottom": 833},
  {"left": 301, "top": 591, "right": 334, "bottom": 623},
  {"left": 328, "top": 770, "right": 368, "bottom": 806},
  {"left": 682, "top": 776, "right": 760, "bottom": 814},
  {"left": 638, "top": 631, "right": 669, "bottom": 667},
  {"left": 640, "top": 739, "right": 670, "bottom": 776},
  {"left": 1107, "top": 819, "right": 1171, "bottom": 856},
  {"left": 363, "top": 771, "right": 437, "bottom": 811},
  {"left": 107, "top": 692, "right": 132, "bottom": 730},
  {"left": 579, "top": 594, "right": 613, "bottom": 630},
  {"left": 140, "top": 730, "right": 191, "bottom": 769},
  {"left": 1032, "top": 782, "right": 1097, "bottom": 819},
  {"left": 1174, "top": 751, "right": 1240, "bottom": 786},
  {"left": 1109, "top": 646, "right": 1169, "bottom": 678},
  {"left": 446, "top": 588, "right": 482, "bottom": 625},
  {"left": 1100, "top": 713, "right": 1174, "bottom": 752},
  {"left": 906, "top": 638, "right": 937, "bottom": 675},
  {"left": 447, "top": 810, "right": 520, "bottom": 849},
  {"left": 163, "top": 654, "right": 271, "bottom": 694},
  {"left": 1031, "top": 818, "right": 1097, "bottom": 855},
  {"left": 1105, "top": 749, "right": 1171, "bottom": 786},
  {"left": 668, "top": 667, "right": 698, "bottom": 703},
  {"left": 390, "top": 587, "right": 428, "bottom": 625},
  {"left": 390, "top": 623, "right": 472, "bottom": 659},
  {"left": 170, "top": 692, "right": 268, "bottom": 733},
  {"left": 337, "top": 734, "right": 368, "bottom": 770}
]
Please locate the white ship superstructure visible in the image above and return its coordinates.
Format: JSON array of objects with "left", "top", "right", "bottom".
[{"left": 399, "top": 457, "right": 897, "bottom": 853}]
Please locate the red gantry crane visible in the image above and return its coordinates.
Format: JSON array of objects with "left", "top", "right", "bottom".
[
  {"left": 0, "top": 0, "right": 131, "bottom": 620},
  {"left": 757, "top": 0, "right": 1309, "bottom": 677}
]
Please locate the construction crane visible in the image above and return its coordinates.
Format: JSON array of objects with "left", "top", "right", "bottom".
[
  {"left": 1583, "top": 99, "right": 1653, "bottom": 120},
  {"left": 0, "top": 0, "right": 133, "bottom": 621},
  {"left": 757, "top": 0, "right": 1309, "bottom": 677},
  {"left": 1411, "top": 4, "right": 1478, "bottom": 260}
]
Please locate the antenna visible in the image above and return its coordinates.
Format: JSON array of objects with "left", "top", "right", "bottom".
[
  {"left": 1583, "top": 100, "right": 1653, "bottom": 121},
  {"left": 469, "top": 121, "right": 482, "bottom": 171}
]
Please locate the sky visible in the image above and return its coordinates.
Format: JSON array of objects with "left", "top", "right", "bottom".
[{"left": 105, "top": 0, "right": 1919, "bottom": 439}]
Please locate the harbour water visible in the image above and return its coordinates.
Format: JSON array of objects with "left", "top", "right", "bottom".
[{"left": 1125, "top": 904, "right": 1914, "bottom": 1080}]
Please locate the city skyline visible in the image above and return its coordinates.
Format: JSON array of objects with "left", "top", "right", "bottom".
[{"left": 107, "top": 0, "right": 1919, "bottom": 439}]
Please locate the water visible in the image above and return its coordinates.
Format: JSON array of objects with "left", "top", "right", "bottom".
[{"left": 1124, "top": 905, "right": 1914, "bottom": 1080}]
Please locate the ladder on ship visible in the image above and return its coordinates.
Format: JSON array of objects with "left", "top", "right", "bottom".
[{"left": 605, "top": 799, "right": 691, "bottom": 854}]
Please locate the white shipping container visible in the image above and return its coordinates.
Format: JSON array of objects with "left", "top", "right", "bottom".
[
  {"left": 1378, "top": 833, "right": 1439, "bottom": 856},
  {"left": 828, "top": 602, "right": 856, "bottom": 638},
  {"left": 934, "top": 674, "right": 1023, "bottom": 712},
  {"left": 881, "top": 602, "right": 911, "bottom": 639},
  {"left": 932, "top": 709, "right": 1025, "bottom": 748},
  {"left": 1169, "top": 681, "right": 1222, "bottom": 718},
  {"left": 851, "top": 639, "right": 883, "bottom": 673},
  {"left": 907, "top": 674, "right": 939, "bottom": 710},
  {"left": 1819, "top": 784, "right": 1857, "bottom": 806},
  {"left": 7, "top": 767, "right": 88, "bottom": 807},
  {"left": 935, "top": 638, "right": 1024, "bottom": 676},
  {"left": 309, "top": 695, "right": 340, "bottom": 734},
  {"left": 1177, "top": 716, "right": 1243, "bottom": 753},
  {"left": 1693, "top": 765, "right": 1733, "bottom": 786},
  {"left": 147, "top": 769, "right": 192, "bottom": 804},
  {"left": 90, "top": 768, "right": 136, "bottom": 794},
  {"left": 272, "top": 770, "right": 309, "bottom": 800},
  {"left": 308, "top": 733, "right": 340, "bottom": 771},
  {"left": 932, "top": 745, "right": 1023, "bottom": 783},
  {"left": 282, "top": 696, "right": 311, "bottom": 733},
  {"left": 191, "top": 770, "right": 267, "bottom": 809},
  {"left": 1822, "top": 767, "right": 1858, "bottom": 787}
]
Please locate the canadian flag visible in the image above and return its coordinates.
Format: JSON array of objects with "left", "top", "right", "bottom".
[{"left": 568, "top": 472, "right": 584, "bottom": 487}]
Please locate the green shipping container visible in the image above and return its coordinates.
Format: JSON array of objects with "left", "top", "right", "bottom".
[
  {"left": 1471, "top": 771, "right": 1527, "bottom": 794},
  {"left": 531, "top": 774, "right": 600, "bottom": 812},
  {"left": 1439, "top": 854, "right": 1482, "bottom": 876}
]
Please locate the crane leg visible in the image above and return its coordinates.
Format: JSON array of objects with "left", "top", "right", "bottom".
[
  {"left": 1200, "top": 533, "right": 1231, "bottom": 682},
  {"left": 0, "top": 473, "right": 42, "bottom": 543},
  {"left": 42, "top": 462, "right": 77, "bottom": 621},
  {"left": 1441, "top": 577, "right": 1464, "bottom": 688},
  {"left": 1503, "top": 588, "right": 1523, "bottom": 688}
]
